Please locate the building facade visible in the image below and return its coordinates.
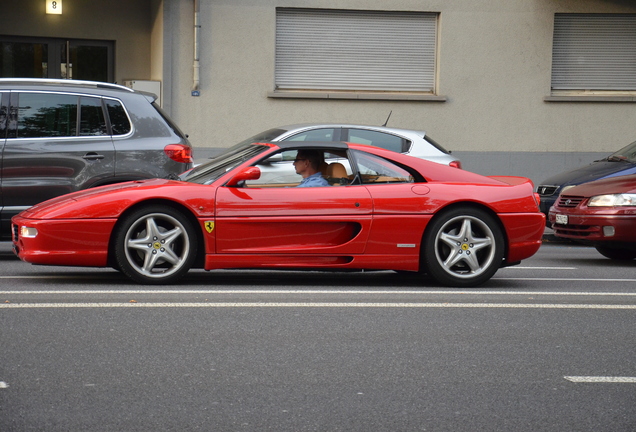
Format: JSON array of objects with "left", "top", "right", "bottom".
[{"left": 2, "top": 0, "right": 636, "bottom": 184}]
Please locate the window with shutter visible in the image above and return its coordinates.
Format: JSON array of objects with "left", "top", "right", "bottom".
[
  {"left": 551, "top": 14, "right": 636, "bottom": 93},
  {"left": 275, "top": 8, "right": 438, "bottom": 94}
]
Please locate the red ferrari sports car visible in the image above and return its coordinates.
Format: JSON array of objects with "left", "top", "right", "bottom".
[
  {"left": 12, "top": 141, "right": 545, "bottom": 287},
  {"left": 549, "top": 174, "right": 636, "bottom": 260}
]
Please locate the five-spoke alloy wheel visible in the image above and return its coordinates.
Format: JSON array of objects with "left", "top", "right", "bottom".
[
  {"left": 423, "top": 207, "right": 504, "bottom": 287},
  {"left": 114, "top": 205, "right": 197, "bottom": 284}
]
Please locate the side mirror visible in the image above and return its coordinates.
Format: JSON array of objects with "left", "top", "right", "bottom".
[{"left": 225, "top": 166, "right": 261, "bottom": 187}]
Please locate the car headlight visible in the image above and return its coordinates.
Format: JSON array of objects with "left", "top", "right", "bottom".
[
  {"left": 20, "top": 226, "right": 38, "bottom": 238},
  {"left": 588, "top": 193, "right": 636, "bottom": 207}
]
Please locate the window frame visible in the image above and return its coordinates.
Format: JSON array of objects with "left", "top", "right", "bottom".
[
  {"left": 548, "top": 13, "right": 636, "bottom": 102},
  {"left": 270, "top": 8, "right": 445, "bottom": 102}
]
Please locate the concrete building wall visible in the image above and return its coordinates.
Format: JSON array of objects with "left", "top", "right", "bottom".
[
  {"left": 2, "top": 0, "right": 635, "bottom": 185},
  {"left": 160, "top": 0, "right": 636, "bottom": 182},
  {"left": 161, "top": 0, "right": 636, "bottom": 184}
]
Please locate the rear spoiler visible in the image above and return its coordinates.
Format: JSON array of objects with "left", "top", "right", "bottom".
[{"left": 488, "top": 176, "right": 534, "bottom": 187}]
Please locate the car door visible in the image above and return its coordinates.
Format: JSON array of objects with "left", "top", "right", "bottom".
[
  {"left": 0, "top": 91, "right": 8, "bottom": 236},
  {"left": 214, "top": 152, "right": 373, "bottom": 255},
  {"left": 350, "top": 149, "right": 433, "bottom": 260},
  {"left": 1, "top": 91, "right": 115, "bottom": 223}
]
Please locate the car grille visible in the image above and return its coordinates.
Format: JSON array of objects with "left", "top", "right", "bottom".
[
  {"left": 552, "top": 224, "right": 598, "bottom": 238},
  {"left": 556, "top": 195, "right": 584, "bottom": 208},
  {"left": 537, "top": 185, "right": 559, "bottom": 196},
  {"left": 12, "top": 224, "right": 19, "bottom": 242}
]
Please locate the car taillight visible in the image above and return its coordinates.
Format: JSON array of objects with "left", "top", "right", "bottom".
[
  {"left": 534, "top": 192, "right": 541, "bottom": 207},
  {"left": 164, "top": 144, "right": 193, "bottom": 163},
  {"left": 449, "top": 160, "right": 462, "bottom": 169}
]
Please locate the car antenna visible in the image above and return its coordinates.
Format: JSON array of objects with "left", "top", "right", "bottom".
[{"left": 382, "top": 111, "right": 392, "bottom": 127}]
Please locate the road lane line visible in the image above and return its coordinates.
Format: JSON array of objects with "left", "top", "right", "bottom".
[
  {"left": 496, "top": 278, "right": 636, "bottom": 282},
  {"left": 3, "top": 275, "right": 636, "bottom": 283},
  {"left": 2, "top": 290, "right": 636, "bottom": 296},
  {"left": 1, "top": 302, "right": 636, "bottom": 309},
  {"left": 564, "top": 376, "right": 636, "bottom": 383},
  {"left": 503, "top": 267, "right": 576, "bottom": 270}
]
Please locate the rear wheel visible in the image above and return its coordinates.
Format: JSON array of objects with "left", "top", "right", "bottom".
[
  {"left": 595, "top": 246, "right": 636, "bottom": 261},
  {"left": 422, "top": 207, "right": 504, "bottom": 287},
  {"left": 114, "top": 206, "right": 197, "bottom": 284}
]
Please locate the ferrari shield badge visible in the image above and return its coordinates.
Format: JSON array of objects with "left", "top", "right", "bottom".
[{"left": 204, "top": 221, "right": 215, "bottom": 233}]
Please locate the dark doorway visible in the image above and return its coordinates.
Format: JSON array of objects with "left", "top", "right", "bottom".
[{"left": 0, "top": 36, "right": 114, "bottom": 82}]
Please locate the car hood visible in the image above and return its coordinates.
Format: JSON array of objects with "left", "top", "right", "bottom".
[
  {"left": 563, "top": 174, "right": 636, "bottom": 197},
  {"left": 18, "top": 179, "right": 208, "bottom": 220},
  {"left": 540, "top": 160, "right": 636, "bottom": 187}
]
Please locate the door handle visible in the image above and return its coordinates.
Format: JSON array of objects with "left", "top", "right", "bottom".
[{"left": 83, "top": 152, "right": 105, "bottom": 161}]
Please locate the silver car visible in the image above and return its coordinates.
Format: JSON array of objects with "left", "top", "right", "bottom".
[
  {"left": 0, "top": 78, "right": 193, "bottom": 239},
  {"left": 235, "top": 123, "right": 461, "bottom": 168}
]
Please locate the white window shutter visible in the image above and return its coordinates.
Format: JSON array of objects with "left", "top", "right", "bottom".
[
  {"left": 552, "top": 14, "right": 636, "bottom": 91},
  {"left": 275, "top": 9, "right": 438, "bottom": 93}
]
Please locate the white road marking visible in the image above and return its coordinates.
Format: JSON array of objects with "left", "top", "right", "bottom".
[
  {"left": 497, "top": 278, "right": 636, "bottom": 282},
  {"left": 0, "top": 382, "right": 8, "bottom": 389},
  {"left": 1, "top": 302, "right": 636, "bottom": 309},
  {"left": 3, "top": 275, "right": 636, "bottom": 283},
  {"left": 1, "top": 289, "right": 636, "bottom": 296},
  {"left": 503, "top": 267, "right": 576, "bottom": 270},
  {"left": 564, "top": 376, "right": 636, "bottom": 383}
]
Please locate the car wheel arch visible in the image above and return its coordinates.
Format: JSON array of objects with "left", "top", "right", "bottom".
[
  {"left": 419, "top": 202, "right": 509, "bottom": 286},
  {"left": 107, "top": 198, "right": 206, "bottom": 270}
]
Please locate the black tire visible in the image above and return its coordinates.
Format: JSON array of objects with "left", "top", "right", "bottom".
[
  {"left": 422, "top": 207, "right": 505, "bottom": 287},
  {"left": 595, "top": 246, "right": 636, "bottom": 261},
  {"left": 113, "top": 205, "right": 197, "bottom": 284}
]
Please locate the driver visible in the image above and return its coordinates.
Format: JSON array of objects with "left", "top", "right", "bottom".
[{"left": 293, "top": 150, "right": 329, "bottom": 187}]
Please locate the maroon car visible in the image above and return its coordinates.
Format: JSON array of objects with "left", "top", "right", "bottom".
[{"left": 549, "top": 174, "right": 636, "bottom": 259}]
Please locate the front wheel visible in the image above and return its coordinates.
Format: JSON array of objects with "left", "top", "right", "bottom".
[
  {"left": 595, "top": 246, "right": 636, "bottom": 261},
  {"left": 422, "top": 207, "right": 505, "bottom": 287},
  {"left": 113, "top": 205, "right": 198, "bottom": 284}
]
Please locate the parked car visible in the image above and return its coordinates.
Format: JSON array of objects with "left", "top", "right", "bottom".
[
  {"left": 228, "top": 123, "right": 462, "bottom": 168},
  {"left": 12, "top": 141, "right": 544, "bottom": 288},
  {"left": 537, "top": 139, "right": 636, "bottom": 224},
  {"left": 0, "top": 78, "right": 193, "bottom": 239},
  {"left": 549, "top": 174, "right": 636, "bottom": 259}
]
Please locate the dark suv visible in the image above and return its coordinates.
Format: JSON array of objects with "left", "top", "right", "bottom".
[{"left": 0, "top": 78, "right": 193, "bottom": 239}]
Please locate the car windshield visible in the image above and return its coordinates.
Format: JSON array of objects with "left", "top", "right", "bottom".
[
  {"left": 235, "top": 128, "right": 286, "bottom": 146},
  {"left": 184, "top": 143, "right": 271, "bottom": 185},
  {"left": 608, "top": 140, "right": 636, "bottom": 162}
]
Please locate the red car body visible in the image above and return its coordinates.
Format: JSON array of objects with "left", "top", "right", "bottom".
[
  {"left": 12, "top": 141, "right": 545, "bottom": 287},
  {"left": 549, "top": 174, "right": 636, "bottom": 259}
]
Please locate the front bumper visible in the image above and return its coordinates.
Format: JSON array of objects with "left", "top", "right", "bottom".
[{"left": 549, "top": 210, "right": 636, "bottom": 242}]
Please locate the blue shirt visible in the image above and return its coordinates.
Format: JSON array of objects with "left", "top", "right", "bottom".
[{"left": 297, "top": 172, "right": 329, "bottom": 187}]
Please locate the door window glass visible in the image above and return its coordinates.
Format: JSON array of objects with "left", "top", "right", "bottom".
[
  {"left": 0, "top": 37, "right": 113, "bottom": 82},
  {"left": 79, "top": 96, "right": 107, "bottom": 136},
  {"left": 17, "top": 93, "right": 78, "bottom": 138},
  {"left": 62, "top": 43, "right": 109, "bottom": 82},
  {"left": 0, "top": 41, "right": 48, "bottom": 78},
  {"left": 346, "top": 129, "right": 407, "bottom": 153},
  {"left": 105, "top": 99, "right": 131, "bottom": 135},
  {"left": 284, "top": 128, "right": 336, "bottom": 142},
  {"left": 351, "top": 150, "right": 414, "bottom": 184}
]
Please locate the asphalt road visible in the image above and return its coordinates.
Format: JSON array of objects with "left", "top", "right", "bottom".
[{"left": 1, "top": 242, "right": 635, "bottom": 431}]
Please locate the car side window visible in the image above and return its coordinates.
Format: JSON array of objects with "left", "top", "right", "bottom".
[
  {"left": 283, "top": 128, "right": 336, "bottom": 142},
  {"left": 351, "top": 149, "right": 414, "bottom": 184},
  {"left": 79, "top": 96, "right": 108, "bottom": 136},
  {"left": 346, "top": 129, "right": 408, "bottom": 153},
  {"left": 17, "top": 93, "right": 78, "bottom": 138},
  {"left": 105, "top": 99, "right": 131, "bottom": 135}
]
